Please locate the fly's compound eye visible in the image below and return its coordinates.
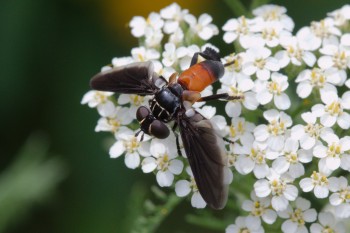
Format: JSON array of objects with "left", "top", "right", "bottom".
[
  {"left": 149, "top": 120, "right": 170, "bottom": 139},
  {"left": 136, "top": 106, "right": 150, "bottom": 122}
]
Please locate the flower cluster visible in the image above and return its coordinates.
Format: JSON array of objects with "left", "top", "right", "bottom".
[
  {"left": 82, "top": 3, "right": 350, "bottom": 233},
  {"left": 222, "top": 4, "right": 350, "bottom": 233}
]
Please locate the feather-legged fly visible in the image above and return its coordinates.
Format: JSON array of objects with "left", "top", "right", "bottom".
[{"left": 90, "top": 47, "right": 240, "bottom": 209}]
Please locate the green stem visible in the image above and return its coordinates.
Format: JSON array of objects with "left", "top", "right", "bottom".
[{"left": 223, "top": 0, "right": 250, "bottom": 17}]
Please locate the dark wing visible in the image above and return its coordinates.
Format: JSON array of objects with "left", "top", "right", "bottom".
[
  {"left": 178, "top": 111, "right": 229, "bottom": 209},
  {"left": 90, "top": 61, "right": 164, "bottom": 95}
]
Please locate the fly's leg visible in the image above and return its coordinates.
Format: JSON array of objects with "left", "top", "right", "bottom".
[{"left": 198, "top": 93, "right": 243, "bottom": 102}]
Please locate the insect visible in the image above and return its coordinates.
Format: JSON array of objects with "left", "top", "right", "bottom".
[{"left": 90, "top": 47, "right": 240, "bottom": 209}]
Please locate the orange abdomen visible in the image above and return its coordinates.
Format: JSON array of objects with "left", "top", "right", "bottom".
[{"left": 178, "top": 61, "right": 221, "bottom": 92}]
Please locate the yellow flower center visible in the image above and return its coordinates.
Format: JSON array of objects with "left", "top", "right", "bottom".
[
  {"left": 325, "top": 101, "right": 342, "bottom": 116},
  {"left": 129, "top": 95, "right": 145, "bottom": 106},
  {"left": 290, "top": 208, "right": 305, "bottom": 226},
  {"left": 124, "top": 137, "right": 140, "bottom": 153}
]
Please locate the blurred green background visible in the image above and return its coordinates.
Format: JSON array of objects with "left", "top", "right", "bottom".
[{"left": 1, "top": 0, "right": 348, "bottom": 232}]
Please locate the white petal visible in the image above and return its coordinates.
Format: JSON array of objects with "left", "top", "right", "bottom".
[
  {"left": 223, "top": 32, "right": 238, "bottom": 43},
  {"left": 282, "top": 219, "right": 298, "bottom": 233},
  {"left": 262, "top": 209, "right": 277, "bottom": 224},
  {"left": 257, "top": 90, "right": 273, "bottom": 105},
  {"left": 320, "top": 114, "right": 337, "bottom": 127},
  {"left": 337, "top": 113, "right": 350, "bottom": 129},
  {"left": 284, "top": 185, "right": 298, "bottom": 201},
  {"left": 267, "top": 135, "right": 285, "bottom": 151},
  {"left": 225, "top": 102, "right": 242, "bottom": 117},
  {"left": 242, "top": 200, "right": 254, "bottom": 211},
  {"left": 254, "top": 125, "right": 269, "bottom": 141},
  {"left": 274, "top": 93, "right": 291, "bottom": 110},
  {"left": 318, "top": 212, "right": 335, "bottom": 226},
  {"left": 296, "top": 197, "right": 311, "bottom": 210},
  {"left": 141, "top": 157, "right": 157, "bottom": 173},
  {"left": 191, "top": 192, "right": 206, "bottom": 208},
  {"left": 298, "top": 149, "right": 313, "bottom": 163},
  {"left": 314, "top": 185, "right": 329, "bottom": 198},
  {"left": 330, "top": 193, "right": 343, "bottom": 206},
  {"left": 156, "top": 170, "right": 174, "bottom": 187},
  {"left": 289, "top": 163, "right": 305, "bottom": 178},
  {"left": 299, "top": 178, "right": 314, "bottom": 192},
  {"left": 257, "top": 69, "right": 270, "bottom": 80},
  {"left": 300, "top": 134, "right": 316, "bottom": 150},
  {"left": 272, "top": 195, "right": 288, "bottom": 211},
  {"left": 310, "top": 223, "right": 323, "bottom": 233},
  {"left": 304, "top": 209, "right": 317, "bottom": 222},
  {"left": 254, "top": 164, "right": 269, "bottom": 179},
  {"left": 313, "top": 145, "right": 327, "bottom": 158},
  {"left": 291, "top": 125, "right": 305, "bottom": 140},
  {"left": 109, "top": 141, "right": 125, "bottom": 158},
  {"left": 254, "top": 179, "right": 271, "bottom": 197},
  {"left": 326, "top": 157, "right": 341, "bottom": 170},
  {"left": 175, "top": 180, "right": 191, "bottom": 197},
  {"left": 125, "top": 152, "right": 140, "bottom": 169},
  {"left": 303, "top": 51, "right": 316, "bottom": 67},
  {"left": 297, "top": 82, "right": 313, "bottom": 98},
  {"left": 168, "top": 159, "right": 184, "bottom": 175},
  {"left": 272, "top": 157, "right": 289, "bottom": 174}
]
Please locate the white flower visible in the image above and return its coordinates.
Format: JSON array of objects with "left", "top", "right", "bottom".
[
  {"left": 81, "top": 90, "right": 114, "bottom": 108},
  {"left": 297, "top": 19, "right": 341, "bottom": 51},
  {"left": 131, "top": 46, "right": 160, "bottom": 62},
  {"left": 109, "top": 127, "right": 151, "bottom": 169},
  {"left": 162, "top": 43, "right": 187, "bottom": 67},
  {"left": 295, "top": 68, "right": 338, "bottom": 99},
  {"left": 219, "top": 73, "right": 258, "bottom": 117},
  {"left": 313, "top": 132, "right": 350, "bottom": 171},
  {"left": 141, "top": 137, "right": 183, "bottom": 187},
  {"left": 160, "top": 3, "right": 188, "bottom": 34},
  {"left": 312, "top": 90, "right": 350, "bottom": 129},
  {"left": 272, "top": 138, "right": 309, "bottom": 178},
  {"left": 144, "top": 28, "right": 163, "bottom": 48},
  {"left": 252, "top": 4, "right": 294, "bottom": 31},
  {"left": 95, "top": 106, "right": 133, "bottom": 133},
  {"left": 226, "top": 216, "right": 264, "bottom": 233},
  {"left": 275, "top": 35, "right": 316, "bottom": 68},
  {"left": 111, "top": 56, "right": 134, "bottom": 67},
  {"left": 175, "top": 167, "right": 206, "bottom": 208},
  {"left": 254, "top": 109, "right": 292, "bottom": 151},
  {"left": 318, "top": 43, "right": 350, "bottom": 85},
  {"left": 329, "top": 176, "right": 350, "bottom": 218},
  {"left": 184, "top": 13, "right": 218, "bottom": 40},
  {"left": 328, "top": 5, "right": 350, "bottom": 27},
  {"left": 169, "top": 27, "right": 185, "bottom": 45},
  {"left": 291, "top": 111, "right": 332, "bottom": 150},
  {"left": 118, "top": 94, "right": 150, "bottom": 118},
  {"left": 227, "top": 117, "right": 255, "bottom": 142},
  {"left": 242, "top": 191, "right": 277, "bottom": 224},
  {"left": 251, "top": 21, "right": 292, "bottom": 48},
  {"left": 310, "top": 212, "right": 346, "bottom": 233},
  {"left": 242, "top": 46, "right": 280, "bottom": 80},
  {"left": 129, "top": 13, "right": 164, "bottom": 38},
  {"left": 278, "top": 197, "right": 317, "bottom": 233},
  {"left": 152, "top": 60, "right": 176, "bottom": 81},
  {"left": 222, "top": 16, "right": 260, "bottom": 48},
  {"left": 236, "top": 139, "right": 278, "bottom": 179},
  {"left": 254, "top": 169, "right": 298, "bottom": 211},
  {"left": 299, "top": 171, "right": 337, "bottom": 198},
  {"left": 255, "top": 72, "right": 291, "bottom": 110}
]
